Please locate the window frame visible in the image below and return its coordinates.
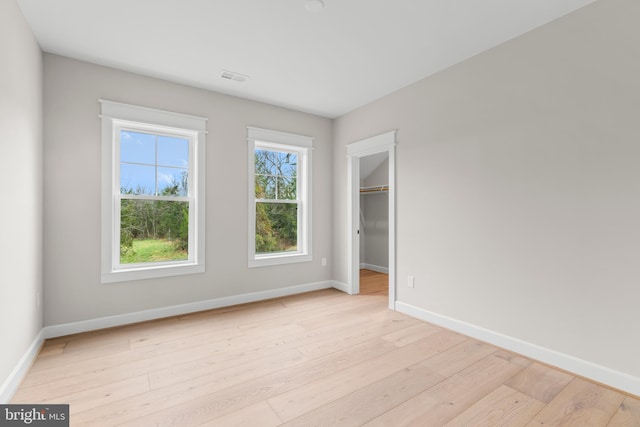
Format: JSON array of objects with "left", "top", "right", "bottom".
[
  {"left": 247, "top": 127, "right": 312, "bottom": 268},
  {"left": 100, "top": 100, "right": 206, "bottom": 283}
]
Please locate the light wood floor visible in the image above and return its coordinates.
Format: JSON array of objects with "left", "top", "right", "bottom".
[
  {"left": 12, "top": 277, "right": 639, "bottom": 426},
  {"left": 360, "top": 269, "right": 388, "bottom": 296}
]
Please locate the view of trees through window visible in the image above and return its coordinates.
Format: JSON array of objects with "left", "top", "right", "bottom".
[
  {"left": 255, "top": 148, "right": 299, "bottom": 254},
  {"left": 119, "top": 130, "right": 190, "bottom": 264}
]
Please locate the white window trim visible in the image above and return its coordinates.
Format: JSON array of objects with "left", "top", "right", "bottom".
[
  {"left": 100, "top": 100, "right": 207, "bottom": 283},
  {"left": 247, "top": 127, "right": 312, "bottom": 268}
]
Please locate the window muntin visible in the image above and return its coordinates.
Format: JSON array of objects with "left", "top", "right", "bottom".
[
  {"left": 120, "top": 130, "right": 189, "bottom": 196},
  {"left": 255, "top": 148, "right": 299, "bottom": 254},
  {"left": 113, "top": 124, "right": 196, "bottom": 270},
  {"left": 101, "top": 100, "right": 206, "bottom": 283},
  {"left": 248, "top": 128, "right": 312, "bottom": 267}
]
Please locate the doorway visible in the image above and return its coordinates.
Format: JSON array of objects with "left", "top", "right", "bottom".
[
  {"left": 346, "top": 131, "right": 396, "bottom": 309},
  {"left": 359, "top": 152, "right": 389, "bottom": 296}
]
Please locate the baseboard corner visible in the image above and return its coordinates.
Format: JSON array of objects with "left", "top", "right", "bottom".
[
  {"left": 331, "top": 280, "right": 351, "bottom": 294},
  {"left": 360, "top": 263, "right": 389, "bottom": 274},
  {"left": 0, "top": 329, "right": 45, "bottom": 403}
]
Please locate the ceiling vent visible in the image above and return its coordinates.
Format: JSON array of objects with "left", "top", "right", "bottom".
[
  {"left": 221, "top": 70, "right": 249, "bottom": 83},
  {"left": 305, "top": 0, "right": 324, "bottom": 12}
]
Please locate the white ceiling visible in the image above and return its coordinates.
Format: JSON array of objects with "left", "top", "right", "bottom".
[{"left": 17, "top": 0, "right": 596, "bottom": 118}]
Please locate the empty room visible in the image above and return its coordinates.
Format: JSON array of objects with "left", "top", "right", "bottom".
[{"left": 1, "top": 0, "right": 639, "bottom": 425}]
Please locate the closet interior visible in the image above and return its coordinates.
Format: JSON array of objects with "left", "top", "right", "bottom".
[{"left": 359, "top": 152, "right": 389, "bottom": 295}]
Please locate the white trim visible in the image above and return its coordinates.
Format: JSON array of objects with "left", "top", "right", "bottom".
[
  {"left": 347, "top": 131, "right": 396, "bottom": 310},
  {"left": 0, "top": 330, "right": 45, "bottom": 403},
  {"left": 99, "top": 100, "right": 207, "bottom": 131},
  {"left": 396, "top": 302, "right": 640, "bottom": 397},
  {"left": 100, "top": 100, "right": 206, "bottom": 283},
  {"left": 388, "top": 146, "right": 396, "bottom": 310},
  {"left": 248, "top": 126, "right": 313, "bottom": 148},
  {"left": 347, "top": 156, "right": 360, "bottom": 295},
  {"left": 101, "top": 263, "right": 205, "bottom": 284},
  {"left": 249, "top": 254, "right": 312, "bottom": 268},
  {"left": 331, "top": 280, "right": 352, "bottom": 294},
  {"left": 44, "top": 281, "right": 333, "bottom": 339},
  {"left": 347, "top": 130, "right": 396, "bottom": 156},
  {"left": 360, "top": 263, "right": 389, "bottom": 274},
  {"left": 247, "top": 127, "right": 312, "bottom": 268}
]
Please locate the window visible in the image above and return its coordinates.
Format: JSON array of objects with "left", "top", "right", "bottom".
[
  {"left": 100, "top": 100, "right": 206, "bottom": 283},
  {"left": 248, "top": 127, "right": 312, "bottom": 267}
]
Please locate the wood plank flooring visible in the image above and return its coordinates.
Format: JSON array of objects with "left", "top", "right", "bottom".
[
  {"left": 360, "top": 269, "right": 388, "bottom": 296},
  {"left": 12, "top": 274, "right": 639, "bottom": 426}
]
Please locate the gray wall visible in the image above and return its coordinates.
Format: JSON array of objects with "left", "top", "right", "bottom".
[
  {"left": 0, "top": 0, "right": 43, "bottom": 393},
  {"left": 43, "top": 54, "right": 333, "bottom": 326},
  {"left": 362, "top": 159, "right": 389, "bottom": 269},
  {"left": 364, "top": 157, "right": 388, "bottom": 189},
  {"left": 334, "top": 0, "right": 640, "bottom": 378},
  {"left": 361, "top": 193, "right": 388, "bottom": 269}
]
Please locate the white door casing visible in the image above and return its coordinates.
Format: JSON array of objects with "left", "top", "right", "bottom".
[{"left": 346, "top": 130, "right": 396, "bottom": 309}]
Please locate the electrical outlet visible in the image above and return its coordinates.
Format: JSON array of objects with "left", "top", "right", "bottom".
[
  {"left": 408, "top": 276, "right": 415, "bottom": 288},
  {"left": 321, "top": 258, "right": 327, "bottom": 267}
]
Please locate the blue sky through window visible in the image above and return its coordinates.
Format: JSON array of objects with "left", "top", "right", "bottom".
[
  {"left": 255, "top": 149, "right": 297, "bottom": 177},
  {"left": 120, "top": 130, "right": 189, "bottom": 195},
  {"left": 255, "top": 149, "right": 298, "bottom": 200}
]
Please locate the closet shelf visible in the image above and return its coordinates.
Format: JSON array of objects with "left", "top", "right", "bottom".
[{"left": 360, "top": 185, "right": 389, "bottom": 194}]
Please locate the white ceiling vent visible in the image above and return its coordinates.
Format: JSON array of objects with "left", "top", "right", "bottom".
[{"left": 221, "top": 70, "right": 249, "bottom": 83}]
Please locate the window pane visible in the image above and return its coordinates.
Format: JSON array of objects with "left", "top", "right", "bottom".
[
  {"left": 120, "top": 199, "right": 189, "bottom": 264},
  {"left": 120, "top": 163, "right": 155, "bottom": 195},
  {"left": 158, "top": 136, "right": 189, "bottom": 168},
  {"left": 281, "top": 152, "right": 297, "bottom": 177},
  {"left": 255, "top": 149, "right": 275, "bottom": 175},
  {"left": 255, "top": 149, "right": 297, "bottom": 177},
  {"left": 277, "top": 177, "right": 296, "bottom": 200},
  {"left": 255, "top": 175, "right": 275, "bottom": 199},
  {"left": 158, "top": 167, "right": 188, "bottom": 196},
  {"left": 255, "top": 148, "right": 298, "bottom": 202},
  {"left": 121, "top": 131, "right": 155, "bottom": 164},
  {"left": 255, "top": 202, "right": 298, "bottom": 254}
]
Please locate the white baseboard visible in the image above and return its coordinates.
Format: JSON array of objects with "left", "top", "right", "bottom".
[
  {"left": 2, "top": 281, "right": 338, "bottom": 403},
  {"left": 360, "top": 263, "right": 389, "bottom": 274},
  {"left": 331, "top": 280, "right": 352, "bottom": 294},
  {"left": 396, "top": 302, "right": 640, "bottom": 397},
  {"left": 0, "top": 330, "right": 45, "bottom": 403},
  {"left": 44, "top": 281, "right": 334, "bottom": 339}
]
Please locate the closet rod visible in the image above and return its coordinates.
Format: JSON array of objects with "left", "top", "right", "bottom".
[{"left": 360, "top": 185, "right": 389, "bottom": 193}]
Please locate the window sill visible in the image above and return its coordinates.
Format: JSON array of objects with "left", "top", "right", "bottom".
[
  {"left": 248, "top": 253, "right": 312, "bottom": 268},
  {"left": 101, "top": 262, "right": 205, "bottom": 284}
]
